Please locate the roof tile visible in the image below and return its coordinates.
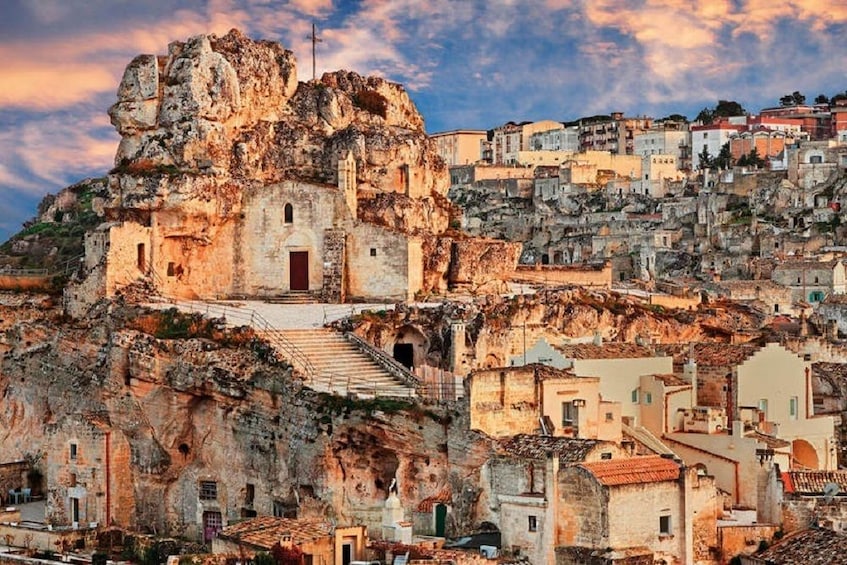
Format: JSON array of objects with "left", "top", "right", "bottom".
[{"left": 578, "top": 455, "right": 680, "bottom": 486}]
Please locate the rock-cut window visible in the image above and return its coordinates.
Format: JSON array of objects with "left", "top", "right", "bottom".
[{"left": 284, "top": 203, "right": 293, "bottom": 224}]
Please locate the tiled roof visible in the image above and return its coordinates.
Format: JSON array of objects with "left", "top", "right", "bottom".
[
  {"left": 498, "top": 434, "right": 607, "bottom": 464},
  {"left": 416, "top": 486, "right": 451, "bottom": 512},
  {"left": 217, "top": 517, "right": 332, "bottom": 550},
  {"left": 658, "top": 342, "right": 758, "bottom": 367},
  {"left": 554, "top": 343, "right": 656, "bottom": 360},
  {"left": 751, "top": 528, "right": 847, "bottom": 564},
  {"left": 782, "top": 470, "right": 847, "bottom": 495},
  {"left": 578, "top": 455, "right": 680, "bottom": 486},
  {"left": 651, "top": 373, "right": 689, "bottom": 387}
]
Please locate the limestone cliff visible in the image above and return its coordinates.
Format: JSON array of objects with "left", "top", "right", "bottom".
[
  {"left": 107, "top": 28, "right": 448, "bottom": 224},
  {"left": 0, "top": 293, "right": 493, "bottom": 538}
]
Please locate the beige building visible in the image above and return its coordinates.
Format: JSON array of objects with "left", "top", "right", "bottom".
[
  {"left": 430, "top": 129, "right": 487, "bottom": 166},
  {"left": 486, "top": 435, "right": 629, "bottom": 565},
  {"left": 632, "top": 154, "right": 685, "bottom": 197},
  {"left": 557, "top": 456, "right": 718, "bottom": 564},
  {"left": 554, "top": 343, "right": 674, "bottom": 427},
  {"left": 492, "top": 120, "right": 564, "bottom": 164},
  {"left": 579, "top": 112, "right": 653, "bottom": 155},
  {"left": 213, "top": 516, "right": 369, "bottom": 565},
  {"left": 467, "top": 364, "right": 621, "bottom": 442}
]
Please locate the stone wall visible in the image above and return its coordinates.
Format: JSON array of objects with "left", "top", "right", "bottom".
[
  {"left": 0, "top": 461, "right": 29, "bottom": 505},
  {"left": 467, "top": 367, "right": 539, "bottom": 437},
  {"left": 322, "top": 229, "right": 346, "bottom": 302},
  {"left": 556, "top": 466, "right": 607, "bottom": 548},
  {"left": 512, "top": 262, "right": 611, "bottom": 289},
  {"left": 347, "top": 224, "right": 417, "bottom": 301},
  {"left": 717, "top": 524, "right": 780, "bottom": 563},
  {"left": 782, "top": 498, "right": 847, "bottom": 533}
]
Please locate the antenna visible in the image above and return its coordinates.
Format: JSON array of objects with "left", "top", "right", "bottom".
[{"left": 308, "top": 22, "right": 322, "bottom": 81}]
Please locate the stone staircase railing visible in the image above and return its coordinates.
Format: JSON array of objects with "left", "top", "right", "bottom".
[
  {"left": 344, "top": 332, "right": 421, "bottom": 390},
  {"left": 142, "top": 268, "right": 319, "bottom": 384}
]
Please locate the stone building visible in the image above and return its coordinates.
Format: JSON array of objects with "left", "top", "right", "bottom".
[
  {"left": 44, "top": 415, "right": 134, "bottom": 529},
  {"left": 485, "top": 435, "right": 629, "bottom": 565},
  {"left": 771, "top": 259, "right": 846, "bottom": 304},
  {"left": 556, "top": 456, "right": 718, "bottom": 565},
  {"left": 64, "top": 31, "right": 520, "bottom": 317},
  {"left": 212, "top": 516, "right": 369, "bottom": 565},
  {"left": 467, "top": 364, "right": 622, "bottom": 442}
]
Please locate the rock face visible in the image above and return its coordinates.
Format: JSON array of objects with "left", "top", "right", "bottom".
[
  {"left": 107, "top": 29, "right": 444, "bottom": 193},
  {"left": 0, "top": 294, "right": 493, "bottom": 538}
]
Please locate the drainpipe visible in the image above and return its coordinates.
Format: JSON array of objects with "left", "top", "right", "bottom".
[
  {"left": 105, "top": 431, "right": 111, "bottom": 527},
  {"left": 805, "top": 366, "right": 811, "bottom": 419}
]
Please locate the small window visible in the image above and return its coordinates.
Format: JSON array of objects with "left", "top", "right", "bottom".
[
  {"left": 789, "top": 396, "right": 799, "bottom": 420},
  {"left": 601, "top": 452, "right": 612, "bottom": 460},
  {"left": 370, "top": 248, "right": 377, "bottom": 257},
  {"left": 284, "top": 203, "right": 293, "bottom": 223},
  {"left": 528, "top": 515, "right": 538, "bottom": 532},
  {"left": 644, "top": 392, "right": 653, "bottom": 405},
  {"left": 69, "top": 443, "right": 78, "bottom": 460},
  {"left": 605, "top": 412, "right": 614, "bottom": 422},
  {"left": 659, "top": 515, "right": 672, "bottom": 535},
  {"left": 200, "top": 480, "right": 218, "bottom": 501},
  {"left": 245, "top": 483, "right": 255, "bottom": 506},
  {"left": 774, "top": 304, "right": 779, "bottom": 312},
  {"left": 167, "top": 262, "right": 175, "bottom": 276},
  {"left": 814, "top": 276, "right": 820, "bottom": 284},
  {"left": 632, "top": 389, "right": 639, "bottom": 403}
]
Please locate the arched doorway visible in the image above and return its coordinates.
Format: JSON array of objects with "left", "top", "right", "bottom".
[
  {"left": 792, "top": 439, "right": 819, "bottom": 470},
  {"left": 391, "top": 325, "right": 428, "bottom": 369}
]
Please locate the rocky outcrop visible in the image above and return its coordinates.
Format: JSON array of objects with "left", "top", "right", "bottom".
[
  {"left": 108, "top": 28, "right": 447, "bottom": 200},
  {"left": 0, "top": 294, "right": 492, "bottom": 537}
]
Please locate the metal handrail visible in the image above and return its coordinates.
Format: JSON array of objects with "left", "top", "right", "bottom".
[
  {"left": 141, "top": 269, "right": 319, "bottom": 383},
  {"left": 344, "top": 332, "right": 421, "bottom": 389}
]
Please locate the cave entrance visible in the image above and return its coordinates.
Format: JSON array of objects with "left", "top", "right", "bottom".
[
  {"left": 393, "top": 343, "right": 414, "bottom": 369},
  {"left": 290, "top": 251, "right": 309, "bottom": 290}
]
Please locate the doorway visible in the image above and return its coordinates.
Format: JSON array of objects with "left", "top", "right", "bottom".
[
  {"left": 435, "top": 504, "right": 447, "bottom": 537},
  {"left": 290, "top": 251, "right": 309, "bottom": 290},
  {"left": 393, "top": 343, "right": 414, "bottom": 369}
]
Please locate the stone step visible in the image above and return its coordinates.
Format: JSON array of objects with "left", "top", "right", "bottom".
[{"left": 260, "top": 328, "right": 417, "bottom": 399}]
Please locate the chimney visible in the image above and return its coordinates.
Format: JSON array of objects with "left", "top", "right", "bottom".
[{"left": 684, "top": 358, "right": 698, "bottom": 407}]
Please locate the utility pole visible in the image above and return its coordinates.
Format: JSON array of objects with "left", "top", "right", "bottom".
[{"left": 308, "top": 22, "right": 322, "bottom": 81}]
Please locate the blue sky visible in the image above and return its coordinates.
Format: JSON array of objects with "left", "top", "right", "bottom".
[{"left": 2, "top": 0, "right": 847, "bottom": 242}]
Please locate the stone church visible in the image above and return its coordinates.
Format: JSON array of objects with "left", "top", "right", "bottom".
[{"left": 65, "top": 30, "right": 518, "bottom": 316}]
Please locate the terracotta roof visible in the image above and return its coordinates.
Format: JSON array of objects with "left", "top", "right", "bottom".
[
  {"left": 217, "top": 517, "right": 332, "bottom": 550},
  {"left": 416, "top": 486, "right": 451, "bottom": 512},
  {"left": 578, "top": 455, "right": 680, "bottom": 486},
  {"left": 658, "top": 342, "right": 758, "bottom": 367},
  {"left": 651, "top": 373, "right": 689, "bottom": 387},
  {"left": 554, "top": 343, "right": 656, "bottom": 360},
  {"left": 498, "top": 434, "right": 608, "bottom": 464},
  {"left": 751, "top": 528, "right": 847, "bottom": 564},
  {"left": 782, "top": 470, "right": 847, "bottom": 495}
]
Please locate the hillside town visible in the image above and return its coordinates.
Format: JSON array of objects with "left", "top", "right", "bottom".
[{"left": 2, "top": 29, "right": 847, "bottom": 565}]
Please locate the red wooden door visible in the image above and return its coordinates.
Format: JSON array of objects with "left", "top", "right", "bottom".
[{"left": 290, "top": 251, "right": 309, "bottom": 290}]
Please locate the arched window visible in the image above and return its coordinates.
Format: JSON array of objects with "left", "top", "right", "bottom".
[{"left": 284, "top": 203, "right": 293, "bottom": 223}]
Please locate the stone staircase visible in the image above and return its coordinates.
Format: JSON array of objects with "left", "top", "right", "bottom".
[
  {"left": 261, "top": 328, "right": 418, "bottom": 398},
  {"left": 266, "top": 291, "right": 317, "bottom": 304}
]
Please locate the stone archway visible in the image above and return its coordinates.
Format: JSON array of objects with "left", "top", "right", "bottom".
[
  {"left": 391, "top": 324, "right": 429, "bottom": 369},
  {"left": 792, "top": 439, "right": 819, "bottom": 470}
]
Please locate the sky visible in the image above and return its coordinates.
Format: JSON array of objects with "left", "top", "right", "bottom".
[{"left": 2, "top": 0, "right": 847, "bottom": 242}]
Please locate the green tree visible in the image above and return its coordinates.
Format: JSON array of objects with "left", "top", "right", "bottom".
[
  {"left": 696, "top": 100, "right": 746, "bottom": 124},
  {"left": 698, "top": 146, "right": 713, "bottom": 170},
  {"left": 815, "top": 93, "right": 830, "bottom": 105},
  {"left": 714, "top": 142, "right": 734, "bottom": 170}
]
